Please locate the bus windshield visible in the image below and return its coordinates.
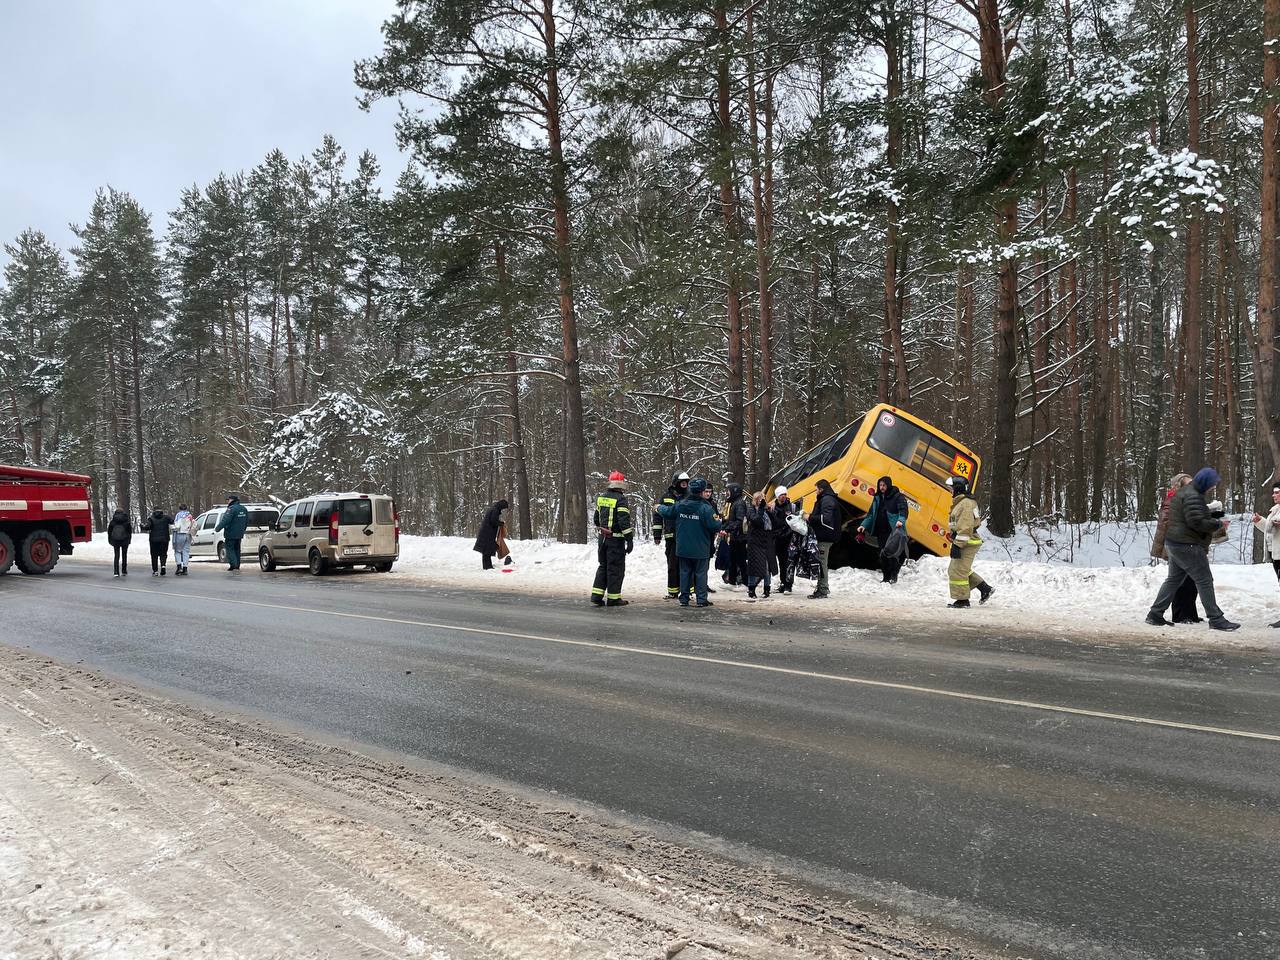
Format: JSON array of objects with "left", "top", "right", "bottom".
[
  {"left": 767, "top": 417, "right": 864, "bottom": 491},
  {"left": 866, "top": 412, "right": 976, "bottom": 489}
]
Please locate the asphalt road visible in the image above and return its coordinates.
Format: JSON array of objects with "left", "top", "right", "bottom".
[{"left": 4, "top": 560, "right": 1279, "bottom": 960}]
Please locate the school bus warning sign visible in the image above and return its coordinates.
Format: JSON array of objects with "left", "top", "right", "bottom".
[{"left": 950, "top": 453, "right": 975, "bottom": 480}]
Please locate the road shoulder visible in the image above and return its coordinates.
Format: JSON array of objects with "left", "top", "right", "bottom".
[{"left": 0, "top": 643, "right": 998, "bottom": 960}]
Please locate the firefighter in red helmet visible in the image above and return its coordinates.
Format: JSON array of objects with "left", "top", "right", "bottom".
[{"left": 592, "top": 470, "right": 634, "bottom": 607}]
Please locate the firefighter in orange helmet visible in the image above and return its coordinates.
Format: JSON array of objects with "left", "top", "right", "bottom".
[{"left": 591, "top": 470, "right": 634, "bottom": 607}]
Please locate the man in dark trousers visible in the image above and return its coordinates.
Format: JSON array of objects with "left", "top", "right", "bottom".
[
  {"left": 140, "top": 506, "right": 174, "bottom": 577},
  {"left": 215, "top": 494, "right": 249, "bottom": 571},
  {"left": 652, "top": 471, "right": 689, "bottom": 599},
  {"left": 592, "top": 471, "right": 634, "bottom": 607},
  {"left": 657, "top": 476, "right": 722, "bottom": 607},
  {"left": 1146, "top": 467, "right": 1239, "bottom": 631},
  {"left": 722, "top": 483, "right": 751, "bottom": 588},
  {"left": 808, "top": 478, "right": 841, "bottom": 598}
]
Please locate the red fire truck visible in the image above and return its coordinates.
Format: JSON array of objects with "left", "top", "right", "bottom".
[{"left": 0, "top": 465, "right": 94, "bottom": 575}]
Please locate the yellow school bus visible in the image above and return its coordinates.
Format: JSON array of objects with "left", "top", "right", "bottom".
[{"left": 763, "top": 404, "right": 981, "bottom": 561}]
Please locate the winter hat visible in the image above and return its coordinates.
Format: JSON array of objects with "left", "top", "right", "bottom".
[
  {"left": 774, "top": 485, "right": 788, "bottom": 498},
  {"left": 1192, "top": 467, "right": 1220, "bottom": 494},
  {"left": 727, "top": 482, "right": 743, "bottom": 500},
  {"left": 226, "top": 494, "right": 240, "bottom": 503},
  {"left": 689, "top": 477, "right": 707, "bottom": 497}
]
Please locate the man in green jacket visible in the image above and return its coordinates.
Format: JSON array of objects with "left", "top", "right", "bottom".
[{"left": 215, "top": 494, "right": 250, "bottom": 571}]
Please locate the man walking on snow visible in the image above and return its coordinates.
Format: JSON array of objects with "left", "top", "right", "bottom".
[
  {"left": 592, "top": 471, "right": 634, "bottom": 607},
  {"left": 1146, "top": 467, "right": 1239, "bottom": 631},
  {"left": 946, "top": 475, "right": 992, "bottom": 608},
  {"left": 652, "top": 471, "right": 690, "bottom": 599}
]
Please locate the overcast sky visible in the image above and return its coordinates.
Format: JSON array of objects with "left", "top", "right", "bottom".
[{"left": 0, "top": 0, "right": 405, "bottom": 263}]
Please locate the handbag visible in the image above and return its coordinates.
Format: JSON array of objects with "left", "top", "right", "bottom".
[
  {"left": 714, "top": 537, "right": 732, "bottom": 571},
  {"left": 881, "top": 527, "right": 908, "bottom": 561}
]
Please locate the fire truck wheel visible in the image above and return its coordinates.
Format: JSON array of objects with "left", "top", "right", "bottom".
[
  {"left": 0, "top": 532, "right": 13, "bottom": 575},
  {"left": 16, "top": 529, "right": 59, "bottom": 575}
]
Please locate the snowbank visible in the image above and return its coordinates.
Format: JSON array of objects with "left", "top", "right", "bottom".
[{"left": 66, "top": 524, "right": 1280, "bottom": 650}]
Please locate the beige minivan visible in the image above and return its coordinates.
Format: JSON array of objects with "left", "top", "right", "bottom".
[{"left": 258, "top": 492, "right": 399, "bottom": 575}]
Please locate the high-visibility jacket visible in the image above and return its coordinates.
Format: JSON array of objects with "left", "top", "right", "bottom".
[
  {"left": 595, "top": 490, "right": 634, "bottom": 544},
  {"left": 652, "top": 484, "right": 683, "bottom": 541},
  {"left": 948, "top": 494, "right": 983, "bottom": 545}
]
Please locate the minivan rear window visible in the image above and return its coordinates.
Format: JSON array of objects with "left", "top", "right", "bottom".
[
  {"left": 375, "top": 499, "right": 392, "bottom": 524},
  {"left": 246, "top": 509, "right": 279, "bottom": 529},
  {"left": 339, "top": 499, "right": 373, "bottom": 526}
]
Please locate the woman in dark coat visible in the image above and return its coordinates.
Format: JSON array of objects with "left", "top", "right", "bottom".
[
  {"left": 473, "top": 499, "right": 509, "bottom": 570},
  {"left": 106, "top": 509, "right": 132, "bottom": 578},
  {"left": 745, "top": 493, "right": 775, "bottom": 599}
]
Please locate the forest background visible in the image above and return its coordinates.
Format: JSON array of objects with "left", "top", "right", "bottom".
[{"left": 3, "top": 0, "right": 1280, "bottom": 544}]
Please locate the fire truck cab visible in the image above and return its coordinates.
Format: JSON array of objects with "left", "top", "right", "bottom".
[{"left": 0, "top": 465, "right": 93, "bottom": 575}]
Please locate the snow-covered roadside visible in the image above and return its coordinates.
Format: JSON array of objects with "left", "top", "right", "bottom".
[{"left": 66, "top": 528, "right": 1280, "bottom": 650}]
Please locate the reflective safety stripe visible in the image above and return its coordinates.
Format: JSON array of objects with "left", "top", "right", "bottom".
[
  {"left": 663, "top": 532, "right": 674, "bottom": 539},
  {"left": 619, "top": 528, "right": 634, "bottom": 536},
  {"left": 949, "top": 579, "right": 972, "bottom": 586},
  {"left": 667, "top": 587, "right": 679, "bottom": 595},
  {"left": 606, "top": 593, "right": 622, "bottom": 600},
  {"left": 597, "top": 495, "right": 618, "bottom": 531},
  {"left": 592, "top": 587, "right": 605, "bottom": 596},
  {"left": 967, "top": 538, "right": 983, "bottom": 545}
]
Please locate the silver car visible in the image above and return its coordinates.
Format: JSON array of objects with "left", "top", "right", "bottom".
[{"left": 189, "top": 503, "right": 280, "bottom": 563}]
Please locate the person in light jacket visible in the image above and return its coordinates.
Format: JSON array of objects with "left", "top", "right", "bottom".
[
  {"left": 1252, "top": 483, "right": 1280, "bottom": 628},
  {"left": 172, "top": 504, "right": 195, "bottom": 576}
]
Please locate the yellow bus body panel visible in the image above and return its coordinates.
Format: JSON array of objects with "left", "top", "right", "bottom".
[{"left": 762, "top": 404, "right": 981, "bottom": 558}]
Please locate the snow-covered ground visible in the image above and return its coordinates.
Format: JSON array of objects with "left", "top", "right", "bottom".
[{"left": 67, "top": 518, "right": 1280, "bottom": 649}]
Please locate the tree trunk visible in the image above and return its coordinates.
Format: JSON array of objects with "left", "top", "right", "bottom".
[
  {"left": 974, "top": 0, "right": 1018, "bottom": 535},
  {"left": 1257, "top": 0, "right": 1280, "bottom": 479},
  {"left": 1182, "top": 0, "right": 1206, "bottom": 467},
  {"left": 715, "top": 0, "right": 747, "bottom": 483},
  {"left": 746, "top": 8, "right": 776, "bottom": 488},
  {"left": 495, "top": 240, "right": 534, "bottom": 540},
  {"left": 542, "top": 0, "right": 589, "bottom": 542},
  {"left": 883, "top": 8, "right": 910, "bottom": 407},
  {"left": 131, "top": 314, "right": 148, "bottom": 513}
]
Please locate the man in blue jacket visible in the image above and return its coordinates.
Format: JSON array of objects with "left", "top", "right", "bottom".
[{"left": 657, "top": 477, "right": 722, "bottom": 607}]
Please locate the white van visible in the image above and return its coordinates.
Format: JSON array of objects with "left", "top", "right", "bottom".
[
  {"left": 190, "top": 503, "right": 280, "bottom": 562},
  {"left": 257, "top": 492, "right": 399, "bottom": 575}
]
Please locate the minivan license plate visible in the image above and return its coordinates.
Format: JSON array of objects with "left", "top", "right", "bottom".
[{"left": 343, "top": 545, "right": 370, "bottom": 556}]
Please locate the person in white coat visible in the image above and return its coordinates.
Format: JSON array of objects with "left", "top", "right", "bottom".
[
  {"left": 1252, "top": 484, "right": 1280, "bottom": 627},
  {"left": 172, "top": 504, "right": 197, "bottom": 576}
]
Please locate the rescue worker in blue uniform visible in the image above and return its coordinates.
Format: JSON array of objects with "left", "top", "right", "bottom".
[{"left": 592, "top": 471, "right": 634, "bottom": 607}]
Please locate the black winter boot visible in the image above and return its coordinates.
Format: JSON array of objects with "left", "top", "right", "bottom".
[
  {"left": 978, "top": 583, "right": 993, "bottom": 604},
  {"left": 947, "top": 599, "right": 970, "bottom": 609},
  {"left": 1145, "top": 613, "right": 1172, "bottom": 626},
  {"left": 606, "top": 598, "right": 629, "bottom": 607},
  {"left": 1208, "top": 617, "right": 1240, "bottom": 631}
]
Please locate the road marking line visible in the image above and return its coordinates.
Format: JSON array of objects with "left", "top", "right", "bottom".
[{"left": 37, "top": 581, "right": 1280, "bottom": 744}]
